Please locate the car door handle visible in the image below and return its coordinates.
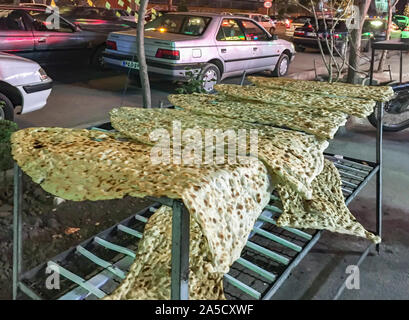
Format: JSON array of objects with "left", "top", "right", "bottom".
[
  {"left": 221, "top": 48, "right": 227, "bottom": 53},
  {"left": 253, "top": 47, "right": 258, "bottom": 51},
  {"left": 37, "top": 38, "right": 47, "bottom": 43}
]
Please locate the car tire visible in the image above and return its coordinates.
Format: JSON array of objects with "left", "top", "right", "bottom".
[
  {"left": 91, "top": 45, "right": 106, "bottom": 70},
  {"left": 272, "top": 54, "right": 290, "bottom": 77},
  {"left": 294, "top": 44, "right": 305, "bottom": 52},
  {"left": 199, "top": 63, "right": 221, "bottom": 93},
  {"left": 0, "top": 93, "right": 14, "bottom": 121}
]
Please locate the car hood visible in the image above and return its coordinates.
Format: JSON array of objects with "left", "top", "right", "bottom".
[
  {"left": 0, "top": 52, "right": 38, "bottom": 66},
  {"left": 0, "top": 52, "right": 42, "bottom": 86}
]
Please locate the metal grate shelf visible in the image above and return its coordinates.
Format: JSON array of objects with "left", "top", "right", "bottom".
[{"left": 12, "top": 154, "right": 379, "bottom": 301}]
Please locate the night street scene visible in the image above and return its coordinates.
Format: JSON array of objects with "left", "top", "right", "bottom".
[{"left": 0, "top": 0, "right": 409, "bottom": 307}]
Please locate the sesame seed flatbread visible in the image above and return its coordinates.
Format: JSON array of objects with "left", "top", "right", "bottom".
[
  {"left": 248, "top": 76, "right": 395, "bottom": 103},
  {"left": 214, "top": 84, "right": 376, "bottom": 118},
  {"left": 276, "top": 160, "right": 381, "bottom": 244}
]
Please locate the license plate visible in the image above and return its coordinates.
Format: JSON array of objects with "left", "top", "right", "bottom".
[
  {"left": 122, "top": 60, "right": 139, "bottom": 70},
  {"left": 307, "top": 32, "right": 317, "bottom": 37}
]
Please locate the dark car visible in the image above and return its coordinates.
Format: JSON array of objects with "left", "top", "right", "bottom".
[
  {"left": 0, "top": 6, "right": 107, "bottom": 67},
  {"left": 292, "top": 19, "right": 349, "bottom": 53},
  {"left": 59, "top": 6, "right": 134, "bottom": 32}
]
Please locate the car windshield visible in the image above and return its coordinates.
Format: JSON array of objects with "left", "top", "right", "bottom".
[{"left": 145, "top": 14, "right": 211, "bottom": 36}]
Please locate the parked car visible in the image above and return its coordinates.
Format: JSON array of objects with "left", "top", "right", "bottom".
[
  {"left": 0, "top": 52, "right": 52, "bottom": 121},
  {"left": 285, "top": 16, "right": 313, "bottom": 37},
  {"left": 292, "top": 19, "right": 349, "bottom": 53},
  {"left": 235, "top": 13, "right": 276, "bottom": 33},
  {"left": 103, "top": 12, "right": 295, "bottom": 92},
  {"left": 59, "top": 6, "right": 134, "bottom": 31},
  {"left": 0, "top": 5, "right": 108, "bottom": 68}
]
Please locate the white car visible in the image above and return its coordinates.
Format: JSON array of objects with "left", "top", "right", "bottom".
[
  {"left": 236, "top": 13, "right": 277, "bottom": 34},
  {"left": 0, "top": 53, "right": 52, "bottom": 121},
  {"left": 104, "top": 12, "right": 295, "bottom": 92}
]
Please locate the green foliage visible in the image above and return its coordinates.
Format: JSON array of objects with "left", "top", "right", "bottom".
[
  {"left": 175, "top": 66, "right": 207, "bottom": 94},
  {"left": 0, "top": 119, "right": 18, "bottom": 171}
]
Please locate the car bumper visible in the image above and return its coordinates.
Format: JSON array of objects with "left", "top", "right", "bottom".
[
  {"left": 103, "top": 52, "right": 202, "bottom": 80},
  {"left": 18, "top": 80, "right": 53, "bottom": 115}
]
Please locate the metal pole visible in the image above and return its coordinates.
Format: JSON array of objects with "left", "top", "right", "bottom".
[
  {"left": 12, "top": 164, "right": 23, "bottom": 300},
  {"left": 369, "top": 44, "right": 375, "bottom": 85},
  {"left": 376, "top": 102, "right": 384, "bottom": 254},
  {"left": 400, "top": 50, "right": 403, "bottom": 84},
  {"left": 170, "top": 201, "right": 190, "bottom": 300}
]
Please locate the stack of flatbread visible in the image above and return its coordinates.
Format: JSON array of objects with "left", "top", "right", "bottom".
[{"left": 10, "top": 77, "right": 391, "bottom": 300}]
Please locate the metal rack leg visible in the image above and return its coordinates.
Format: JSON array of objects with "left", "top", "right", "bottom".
[
  {"left": 369, "top": 45, "right": 375, "bottom": 85},
  {"left": 12, "top": 164, "right": 23, "bottom": 300},
  {"left": 376, "top": 102, "right": 384, "bottom": 253},
  {"left": 170, "top": 201, "right": 190, "bottom": 300}
]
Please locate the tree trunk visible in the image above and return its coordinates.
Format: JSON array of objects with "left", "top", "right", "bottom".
[
  {"left": 168, "top": 0, "right": 173, "bottom": 11},
  {"left": 137, "top": 0, "right": 152, "bottom": 108},
  {"left": 347, "top": 0, "right": 372, "bottom": 83}
]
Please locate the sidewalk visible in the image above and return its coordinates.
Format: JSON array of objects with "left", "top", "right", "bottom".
[{"left": 286, "top": 50, "right": 409, "bottom": 83}]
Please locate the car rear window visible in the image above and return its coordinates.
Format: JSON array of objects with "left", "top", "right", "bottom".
[{"left": 145, "top": 14, "right": 211, "bottom": 36}]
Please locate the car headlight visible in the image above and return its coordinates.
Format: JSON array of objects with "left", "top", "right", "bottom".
[{"left": 38, "top": 68, "right": 49, "bottom": 81}]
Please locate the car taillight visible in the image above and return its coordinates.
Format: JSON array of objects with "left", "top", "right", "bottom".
[
  {"left": 106, "top": 40, "right": 117, "bottom": 50},
  {"left": 155, "top": 48, "right": 180, "bottom": 60},
  {"left": 294, "top": 31, "right": 305, "bottom": 36}
]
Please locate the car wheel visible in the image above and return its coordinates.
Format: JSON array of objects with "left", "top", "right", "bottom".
[
  {"left": 294, "top": 44, "right": 305, "bottom": 52},
  {"left": 91, "top": 45, "right": 106, "bottom": 70},
  {"left": 199, "top": 63, "right": 221, "bottom": 93},
  {"left": 0, "top": 93, "right": 14, "bottom": 121},
  {"left": 272, "top": 54, "right": 290, "bottom": 77}
]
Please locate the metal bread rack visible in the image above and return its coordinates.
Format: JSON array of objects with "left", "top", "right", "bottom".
[{"left": 12, "top": 102, "right": 384, "bottom": 301}]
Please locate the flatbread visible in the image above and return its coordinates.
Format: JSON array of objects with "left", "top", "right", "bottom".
[
  {"left": 276, "top": 160, "right": 381, "bottom": 244},
  {"left": 11, "top": 127, "right": 272, "bottom": 274},
  {"left": 248, "top": 76, "right": 395, "bottom": 103},
  {"left": 105, "top": 206, "right": 226, "bottom": 300},
  {"left": 168, "top": 93, "right": 348, "bottom": 139},
  {"left": 110, "top": 107, "right": 329, "bottom": 199},
  {"left": 214, "top": 84, "right": 376, "bottom": 118}
]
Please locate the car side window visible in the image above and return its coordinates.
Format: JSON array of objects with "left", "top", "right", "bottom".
[
  {"left": 0, "top": 10, "right": 27, "bottom": 31},
  {"left": 28, "top": 11, "right": 74, "bottom": 33},
  {"left": 216, "top": 19, "right": 246, "bottom": 41},
  {"left": 241, "top": 20, "right": 270, "bottom": 41}
]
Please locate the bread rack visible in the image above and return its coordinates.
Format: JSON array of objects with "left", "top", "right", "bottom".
[{"left": 11, "top": 97, "right": 384, "bottom": 300}]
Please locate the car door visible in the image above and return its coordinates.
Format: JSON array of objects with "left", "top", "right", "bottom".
[
  {"left": 27, "top": 9, "right": 90, "bottom": 64},
  {"left": 215, "top": 18, "right": 251, "bottom": 75},
  {"left": 0, "top": 9, "right": 35, "bottom": 60},
  {"left": 239, "top": 19, "right": 280, "bottom": 72}
]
